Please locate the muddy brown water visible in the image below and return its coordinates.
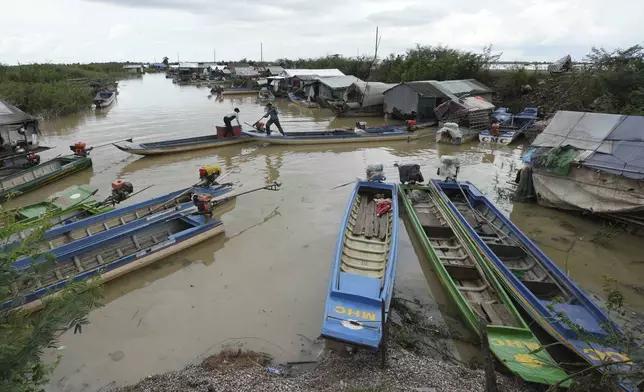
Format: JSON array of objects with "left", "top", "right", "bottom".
[{"left": 9, "top": 74, "right": 641, "bottom": 391}]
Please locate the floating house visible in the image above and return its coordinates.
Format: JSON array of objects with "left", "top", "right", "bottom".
[
  {"left": 518, "top": 111, "right": 644, "bottom": 225},
  {"left": 122, "top": 64, "right": 144, "bottom": 73},
  {"left": 279, "top": 69, "right": 345, "bottom": 89},
  {"left": 383, "top": 79, "right": 494, "bottom": 126},
  {"left": 302, "top": 75, "right": 363, "bottom": 103},
  {"left": 330, "top": 81, "right": 397, "bottom": 117}
]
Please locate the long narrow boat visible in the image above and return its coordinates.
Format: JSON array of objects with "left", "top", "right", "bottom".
[
  {"left": 221, "top": 87, "right": 261, "bottom": 96},
  {"left": 288, "top": 92, "right": 318, "bottom": 108},
  {"left": 0, "top": 155, "right": 92, "bottom": 202},
  {"left": 321, "top": 180, "right": 398, "bottom": 349},
  {"left": 2, "top": 183, "right": 232, "bottom": 253},
  {"left": 1, "top": 185, "right": 110, "bottom": 237},
  {"left": 241, "top": 128, "right": 424, "bottom": 146},
  {"left": 399, "top": 183, "right": 568, "bottom": 386},
  {"left": 5, "top": 207, "right": 227, "bottom": 312},
  {"left": 94, "top": 91, "right": 116, "bottom": 107},
  {"left": 113, "top": 131, "right": 250, "bottom": 156},
  {"left": 433, "top": 180, "right": 638, "bottom": 391}
]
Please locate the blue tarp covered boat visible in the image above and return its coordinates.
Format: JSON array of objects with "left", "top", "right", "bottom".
[
  {"left": 432, "top": 180, "right": 638, "bottom": 391},
  {"left": 321, "top": 180, "right": 398, "bottom": 349}
]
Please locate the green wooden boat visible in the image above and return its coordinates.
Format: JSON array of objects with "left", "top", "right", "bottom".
[
  {"left": 0, "top": 155, "right": 92, "bottom": 202},
  {"left": 1, "top": 185, "right": 112, "bottom": 240},
  {"left": 399, "top": 184, "right": 569, "bottom": 386}
]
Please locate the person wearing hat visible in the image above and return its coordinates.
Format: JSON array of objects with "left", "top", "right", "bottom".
[
  {"left": 263, "top": 103, "right": 284, "bottom": 136},
  {"left": 223, "top": 108, "right": 240, "bottom": 137}
]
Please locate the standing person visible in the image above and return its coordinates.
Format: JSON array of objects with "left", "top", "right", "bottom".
[
  {"left": 223, "top": 108, "right": 240, "bottom": 137},
  {"left": 263, "top": 103, "right": 285, "bottom": 136}
]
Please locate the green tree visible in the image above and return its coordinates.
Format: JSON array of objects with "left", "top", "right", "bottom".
[{"left": 0, "top": 205, "right": 102, "bottom": 392}]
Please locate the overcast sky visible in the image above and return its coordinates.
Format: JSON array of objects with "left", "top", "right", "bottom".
[{"left": 1, "top": 0, "right": 642, "bottom": 64}]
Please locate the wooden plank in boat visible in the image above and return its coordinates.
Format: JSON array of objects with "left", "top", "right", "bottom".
[
  {"left": 378, "top": 213, "right": 387, "bottom": 240},
  {"left": 444, "top": 264, "right": 480, "bottom": 281},
  {"left": 423, "top": 224, "right": 453, "bottom": 239},
  {"left": 352, "top": 195, "right": 369, "bottom": 236},
  {"left": 488, "top": 303, "right": 521, "bottom": 327},
  {"left": 481, "top": 302, "right": 504, "bottom": 326},
  {"left": 487, "top": 243, "right": 527, "bottom": 260},
  {"left": 364, "top": 200, "right": 376, "bottom": 238}
]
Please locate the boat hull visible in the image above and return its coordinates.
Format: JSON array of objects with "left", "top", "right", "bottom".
[
  {"left": 433, "top": 180, "right": 637, "bottom": 391},
  {"left": 322, "top": 181, "right": 398, "bottom": 350},
  {"left": 15, "top": 216, "right": 225, "bottom": 313},
  {"left": 478, "top": 130, "right": 520, "bottom": 145},
  {"left": 241, "top": 129, "right": 423, "bottom": 146},
  {"left": 114, "top": 135, "right": 251, "bottom": 156},
  {"left": 0, "top": 156, "right": 92, "bottom": 202},
  {"left": 398, "top": 184, "right": 568, "bottom": 385}
]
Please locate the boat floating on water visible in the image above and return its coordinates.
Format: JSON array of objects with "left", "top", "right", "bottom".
[
  {"left": 113, "top": 127, "right": 249, "bottom": 156},
  {"left": 0, "top": 146, "right": 93, "bottom": 202},
  {"left": 478, "top": 119, "right": 534, "bottom": 145},
  {"left": 322, "top": 178, "right": 398, "bottom": 350},
  {"left": 241, "top": 127, "right": 426, "bottom": 146},
  {"left": 398, "top": 178, "right": 568, "bottom": 386},
  {"left": 94, "top": 91, "right": 116, "bottom": 108},
  {"left": 433, "top": 179, "right": 638, "bottom": 391},
  {"left": 288, "top": 92, "right": 318, "bottom": 108}
]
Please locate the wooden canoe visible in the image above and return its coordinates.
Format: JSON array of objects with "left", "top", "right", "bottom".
[
  {"left": 241, "top": 128, "right": 425, "bottom": 146},
  {"left": 321, "top": 180, "right": 398, "bottom": 349},
  {"left": 1, "top": 183, "right": 233, "bottom": 254},
  {"left": 0, "top": 155, "right": 92, "bottom": 202},
  {"left": 0, "top": 150, "right": 49, "bottom": 177},
  {"left": 433, "top": 180, "right": 637, "bottom": 391},
  {"left": 113, "top": 133, "right": 251, "bottom": 156},
  {"left": 399, "top": 184, "right": 568, "bottom": 386},
  {"left": 5, "top": 207, "right": 226, "bottom": 312},
  {"left": 1, "top": 185, "right": 111, "bottom": 243}
]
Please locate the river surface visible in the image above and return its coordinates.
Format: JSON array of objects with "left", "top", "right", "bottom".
[{"left": 10, "top": 74, "right": 642, "bottom": 391}]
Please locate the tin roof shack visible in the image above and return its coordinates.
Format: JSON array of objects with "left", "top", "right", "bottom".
[
  {"left": 123, "top": 64, "right": 143, "bottom": 73},
  {"left": 331, "top": 81, "right": 396, "bottom": 117},
  {"left": 384, "top": 81, "right": 451, "bottom": 121},
  {"left": 518, "top": 111, "right": 644, "bottom": 225},
  {"left": 431, "top": 79, "right": 494, "bottom": 102},
  {"left": 279, "top": 69, "right": 345, "bottom": 89},
  {"left": 302, "top": 76, "right": 363, "bottom": 105},
  {"left": 0, "top": 100, "right": 41, "bottom": 154},
  {"left": 234, "top": 67, "right": 260, "bottom": 78}
]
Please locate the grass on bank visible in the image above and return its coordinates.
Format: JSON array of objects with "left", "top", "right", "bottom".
[{"left": 0, "top": 63, "right": 131, "bottom": 118}]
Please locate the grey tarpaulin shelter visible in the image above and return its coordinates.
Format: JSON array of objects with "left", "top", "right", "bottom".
[
  {"left": 521, "top": 111, "right": 644, "bottom": 215},
  {"left": 0, "top": 100, "right": 41, "bottom": 151}
]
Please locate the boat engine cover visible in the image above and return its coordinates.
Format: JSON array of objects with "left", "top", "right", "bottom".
[
  {"left": 398, "top": 164, "right": 424, "bottom": 184},
  {"left": 438, "top": 156, "right": 460, "bottom": 180}
]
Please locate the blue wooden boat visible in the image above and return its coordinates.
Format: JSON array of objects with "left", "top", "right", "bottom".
[
  {"left": 321, "top": 180, "right": 398, "bottom": 349},
  {"left": 241, "top": 128, "right": 420, "bottom": 146},
  {"left": 5, "top": 207, "right": 226, "bottom": 312},
  {"left": 478, "top": 119, "right": 534, "bottom": 145},
  {"left": 2, "top": 183, "right": 232, "bottom": 253},
  {"left": 432, "top": 180, "right": 638, "bottom": 391}
]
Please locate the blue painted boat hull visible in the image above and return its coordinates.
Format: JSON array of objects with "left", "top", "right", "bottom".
[
  {"left": 432, "top": 180, "right": 638, "bottom": 391},
  {"left": 241, "top": 129, "right": 413, "bottom": 145},
  {"left": 321, "top": 180, "right": 399, "bottom": 349}
]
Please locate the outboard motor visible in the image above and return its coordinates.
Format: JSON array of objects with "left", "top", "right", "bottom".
[
  {"left": 70, "top": 142, "right": 93, "bottom": 157},
  {"left": 26, "top": 153, "right": 40, "bottom": 167},
  {"left": 405, "top": 120, "right": 417, "bottom": 132},
  {"left": 198, "top": 165, "right": 222, "bottom": 187},
  {"left": 398, "top": 164, "right": 424, "bottom": 184},
  {"left": 366, "top": 164, "right": 386, "bottom": 182},
  {"left": 107, "top": 179, "right": 134, "bottom": 205},
  {"left": 437, "top": 156, "right": 460, "bottom": 181},
  {"left": 192, "top": 193, "right": 213, "bottom": 214},
  {"left": 355, "top": 121, "right": 367, "bottom": 131}
]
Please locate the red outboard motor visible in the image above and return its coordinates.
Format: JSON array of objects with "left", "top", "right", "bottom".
[
  {"left": 26, "top": 153, "right": 40, "bottom": 166},
  {"left": 192, "top": 193, "right": 213, "bottom": 214},
  {"left": 70, "top": 142, "right": 93, "bottom": 157},
  {"left": 107, "top": 179, "right": 134, "bottom": 205}
]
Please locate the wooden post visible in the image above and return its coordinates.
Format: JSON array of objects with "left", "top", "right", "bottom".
[
  {"left": 479, "top": 318, "right": 498, "bottom": 392},
  {"left": 379, "top": 299, "right": 387, "bottom": 369}
]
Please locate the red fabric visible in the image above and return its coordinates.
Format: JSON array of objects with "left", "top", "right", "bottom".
[{"left": 376, "top": 199, "right": 392, "bottom": 216}]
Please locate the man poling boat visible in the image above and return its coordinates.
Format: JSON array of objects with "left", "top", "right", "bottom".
[
  {"left": 263, "top": 102, "right": 285, "bottom": 136},
  {"left": 223, "top": 108, "right": 241, "bottom": 137}
]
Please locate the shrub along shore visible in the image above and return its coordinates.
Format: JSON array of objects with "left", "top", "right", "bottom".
[{"left": 0, "top": 63, "right": 131, "bottom": 118}]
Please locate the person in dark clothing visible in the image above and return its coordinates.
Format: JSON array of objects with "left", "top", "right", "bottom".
[
  {"left": 263, "top": 103, "right": 285, "bottom": 136},
  {"left": 223, "top": 108, "right": 240, "bottom": 137}
]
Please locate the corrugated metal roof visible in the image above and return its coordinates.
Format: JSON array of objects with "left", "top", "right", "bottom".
[
  {"left": 122, "top": 64, "right": 143, "bottom": 69},
  {"left": 267, "top": 66, "right": 284, "bottom": 75},
  {"left": 178, "top": 62, "right": 200, "bottom": 69},
  {"left": 317, "top": 75, "right": 363, "bottom": 89},
  {"left": 430, "top": 79, "right": 494, "bottom": 97},
  {"left": 280, "top": 69, "right": 345, "bottom": 78},
  {"left": 235, "top": 67, "right": 260, "bottom": 77},
  {"left": 385, "top": 81, "right": 447, "bottom": 97}
]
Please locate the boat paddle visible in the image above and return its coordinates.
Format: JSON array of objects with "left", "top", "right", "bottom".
[{"left": 330, "top": 178, "right": 359, "bottom": 190}]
